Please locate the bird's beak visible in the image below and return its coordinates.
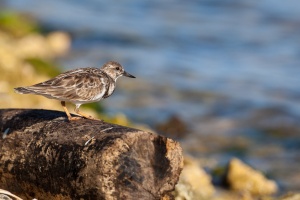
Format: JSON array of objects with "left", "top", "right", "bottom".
[{"left": 123, "top": 71, "right": 136, "bottom": 78}]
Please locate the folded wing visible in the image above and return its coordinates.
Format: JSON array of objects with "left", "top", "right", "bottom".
[{"left": 15, "top": 68, "right": 110, "bottom": 102}]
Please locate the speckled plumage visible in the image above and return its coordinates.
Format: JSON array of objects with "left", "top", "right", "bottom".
[{"left": 14, "top": 61, "right": 135, "bottom": 120}]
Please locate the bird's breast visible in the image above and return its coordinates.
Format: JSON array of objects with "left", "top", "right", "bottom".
[
  {"left": 103, "top": 81, "right": 116, "bottom": 99},
  {"left": 91, "top": 88, "right": 106, "bottom": 101}
]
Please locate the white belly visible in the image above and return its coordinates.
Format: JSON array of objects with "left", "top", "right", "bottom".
[{"left": 92, "top": 89, "right": 106, "bottom": 101}]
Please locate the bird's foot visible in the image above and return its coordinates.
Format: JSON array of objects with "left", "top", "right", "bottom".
[
  {"left": 75, "top": 111, "right": 103, "bottom": 121},
  {"left": 83, "top": 115, "right": 103, "bottom": 121},
  {"left": 68, "top": 116, "right": 84, "bottom": 121}
]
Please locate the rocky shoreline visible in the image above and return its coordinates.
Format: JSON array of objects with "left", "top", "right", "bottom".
[
  {"left": 174, "top": 155, "right": 300, "bottom": 200},
  {"left": 0, "top": 12, "right": 299, "bottom": 200}
]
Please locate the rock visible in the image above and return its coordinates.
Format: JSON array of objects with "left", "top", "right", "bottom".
[
  {"left": 17, "top": 32, "right": 70, "bottom": 59},
  {"left": 174, "top": 157, "right": 215, "bottom": 200},
  {"left": 156, "top": 115, "right": 188, "bottom": 139},
  {"left": 46, "top": 31, "right": 71, "bottom": 56},
  {"left": 0, "top": 109, "right": 183, "bottom": 200},
  {"left": 226, "top": 158, "right": 278, "bottom": 196}
]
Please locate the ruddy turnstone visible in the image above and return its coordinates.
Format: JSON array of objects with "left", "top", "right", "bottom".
[{"left": 14, "top": 61, "right": 135, "bottom": 121}]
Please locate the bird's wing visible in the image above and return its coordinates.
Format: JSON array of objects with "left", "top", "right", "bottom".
[{"left": 25, "top": 68, "right": 110, "bottom": 102}]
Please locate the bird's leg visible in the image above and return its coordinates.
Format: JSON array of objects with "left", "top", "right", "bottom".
[
  {"left": 61, "top": 101, "right": 81, "bottom": 121},
  {"left": 74, "top": 104, "right": 96, "bottom": 120}
]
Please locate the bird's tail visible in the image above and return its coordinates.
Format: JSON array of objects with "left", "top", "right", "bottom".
[{"left": 14, "top": 87, "right": 34, "bottom": 94}]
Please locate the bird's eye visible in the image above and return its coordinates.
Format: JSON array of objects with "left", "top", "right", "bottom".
[{"left": 116, "top": 67, "right": 120, "bottom": 70}]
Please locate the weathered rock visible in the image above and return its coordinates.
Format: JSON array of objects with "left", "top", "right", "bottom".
[
  {"left": 174, "top": 157, "right": 215, "bottom": 200},
  {"left": 226, "top": 158, "right": 277, "bottom": 196},
  {"left": 0, "top": 109, "right": 183, "bottom": 200}
]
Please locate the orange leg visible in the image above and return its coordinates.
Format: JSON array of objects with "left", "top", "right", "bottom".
[
  {"left": 61, "top": 101, "right": 82, "bottom": 121},
  {"left": 74, "top": 104, "right": 96, "bottom": 120}
]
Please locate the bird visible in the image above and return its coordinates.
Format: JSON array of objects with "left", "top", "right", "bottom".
[{"left": 14, "top": 61, "right": 135, "bottom": 121}]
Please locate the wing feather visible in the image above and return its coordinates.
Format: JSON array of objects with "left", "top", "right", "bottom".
[{"left": 22, "top": 68, "right": 110, "bottom": 102}]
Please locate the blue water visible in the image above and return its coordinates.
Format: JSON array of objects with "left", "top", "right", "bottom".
[{"left": 4, "top": 0, "right": 300, "bottom": 192}]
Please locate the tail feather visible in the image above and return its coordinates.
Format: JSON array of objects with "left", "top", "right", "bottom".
[{"left": 14, "top": 87, "right": 34, "bottom": 94}]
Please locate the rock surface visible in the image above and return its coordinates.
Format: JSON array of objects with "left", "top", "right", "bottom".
[{"left": 0, "top": 109, "right": 183, "bottom": 200}]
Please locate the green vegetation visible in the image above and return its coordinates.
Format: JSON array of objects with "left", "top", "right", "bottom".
[
  {"left": 25, "top": 58, "right": 61, "bottom": 77},
  {"left": 0, "top": 11, "right": 39, "bottom": 37}
]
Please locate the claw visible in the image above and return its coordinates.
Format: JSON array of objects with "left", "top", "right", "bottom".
[{"left": 68, "top": 116, "right": 83, "bottom": 121}]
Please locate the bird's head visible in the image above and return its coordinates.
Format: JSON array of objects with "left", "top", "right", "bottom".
[{"left": 101, "top": 61, "right": 135, "bottom": 81}]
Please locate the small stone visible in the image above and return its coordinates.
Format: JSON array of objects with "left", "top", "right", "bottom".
[
  {"left": 226, "top": 158, "right": 278, "bottom": 196},
  {"left": 174, "top": 157, "right": 215, "bottom": 200}
]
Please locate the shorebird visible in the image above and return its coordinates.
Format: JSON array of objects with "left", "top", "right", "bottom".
[{"left": 14, "top": 61, "right": 135, "bottom": 121}]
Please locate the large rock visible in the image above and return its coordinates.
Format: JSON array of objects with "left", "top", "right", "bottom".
[{"left": 0, "top": 109, "right": 183, "bottom": 200}]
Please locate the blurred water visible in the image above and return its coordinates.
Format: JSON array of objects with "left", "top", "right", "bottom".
[{"left": 4, "top": 0, "right": 300, "bottom": 192}]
